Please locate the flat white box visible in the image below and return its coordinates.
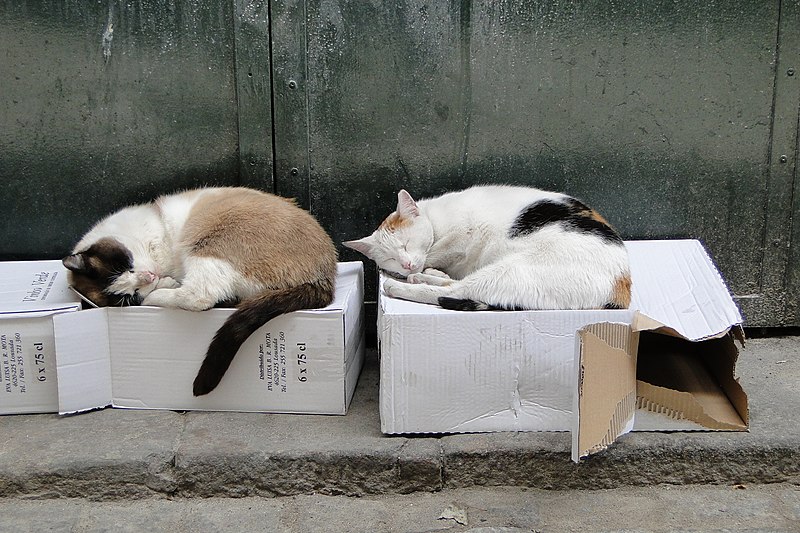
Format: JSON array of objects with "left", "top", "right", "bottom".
[
  {"left": 0, "top": 261, "right": 82, "bottom": 414},
  {"left": 54, "top": 262, "right": 364, "bottom": 415},
  {"left": 377, "top": 240, "right": 746, "bottom": 461}
]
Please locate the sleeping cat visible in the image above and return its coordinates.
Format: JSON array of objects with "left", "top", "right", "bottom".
[
  {"left": 344, "top": 185, "right": 630, "bottom": 311},
  {"left": 63, "top": 187, "right": 337, "bottom": 395}
]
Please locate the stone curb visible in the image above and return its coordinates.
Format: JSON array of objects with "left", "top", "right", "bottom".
[{"left": 1, "top": 338, "right": 798, "bottom": 500}]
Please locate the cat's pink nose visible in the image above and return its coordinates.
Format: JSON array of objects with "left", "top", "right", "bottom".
[
  {"left": 402, "top": 261, "right": 413, "bottom": 271},
  {"left": 145, "top": 272, "right": 157, "bottom": 283}
]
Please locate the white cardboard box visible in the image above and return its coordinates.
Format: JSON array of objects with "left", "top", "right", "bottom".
[
  {"left": 0, "top": 261, "right": 82, "bottom": 414},
  {"left": 377, "top": 240, "right": 746, "bottom": 461},
  {"left": 54, "top": 261, "right": 365, "bottom": 415},
  {"left": 0, "top": 260, "right": 363, "bottom": 415}
]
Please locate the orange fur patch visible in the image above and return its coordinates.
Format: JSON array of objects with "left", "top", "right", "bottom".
[
  {"left": 611, "top": 273, "right": 632, "bottom": 308},
  {"left": 574, "top": 207, "right": 613, "bottom": 228},
  {"left": 586, "top": 209, "right": 611, "bottom": 227},
  {"left": 379, "top": 212, "right": 412, "bottom": 232}
]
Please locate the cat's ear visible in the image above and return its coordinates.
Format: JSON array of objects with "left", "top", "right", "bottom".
[
  {"left": 342, "top": 237, "right": 376, "bottom": 259},
  {"left": 62, "top": 253, "right": 89, "bottom": 274},
  {"left": 397, "top": 190, "right": 420, "bottom": 218}
]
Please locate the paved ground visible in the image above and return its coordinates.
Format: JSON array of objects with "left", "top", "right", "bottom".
[
  {"left": 0, "top": 336, "right": 798, "bottom": 502},
  {"left": 1, "top": 483, "right": 798, "bottom": 532}
]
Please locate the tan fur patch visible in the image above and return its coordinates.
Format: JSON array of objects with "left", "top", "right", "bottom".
[
  {"left": 179, "top": 188, "right": 337, "bottom": 290},
  {"left": 611, "top": 273, "right": 632, "bottom": 308},
  {"left": 379, "top": 211, "right": 412, "bottom": 232}
]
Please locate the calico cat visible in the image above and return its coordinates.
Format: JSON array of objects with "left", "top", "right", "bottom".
[
  {"left": 63, "top": 187, "right": 337, "bottom": 395},
  {"left": 344, "top": 185, "right": 630, "bottom": 311}
]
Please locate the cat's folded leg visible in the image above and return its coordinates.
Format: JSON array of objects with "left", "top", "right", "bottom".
[
  {"left": 142, "top": 257, "right": 237, "bottom": 311},
  {"left": 142, "top": 286, "right": 217, "bottom": 311},
  {"left": 136, "top": 276, "right": 180, "bottom": 300},
  {"left": 407, "top": 271, "right": 453, "bottom": 286},
  {"left": 383, "top": 277, "right": 455, "bottom": 305},
  {"left": 156, "top": 276, "right": 180, "bottom": 289},
  {"left": 422, "top": 268, "right": 450, "bottom": 279}
]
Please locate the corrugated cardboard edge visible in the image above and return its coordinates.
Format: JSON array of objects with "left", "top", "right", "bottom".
[
  {"left": 572, "top": 322, "right": 639, "bottom": 462},
  {"left": 378, "top": 299, "right": 399, "bottom": 434},
  {"left": 632, "top": 312, "right": 748, "bottom": 432},
  {"left": 342, "top": 263, "right": 366, "bottom": 414},
  {"left": 636, "top": 379, "right": 746, "bottom": 430},
  {"left": 54, "top": 308, "right": 113, "bottom": 414}
]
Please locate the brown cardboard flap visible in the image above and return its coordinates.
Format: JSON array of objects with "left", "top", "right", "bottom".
[
  {"left": 636, "top": 332, "right": 747, "bottom": 430},
  {"left": 636, "top": 381, "right": 745, "bottom": 430},
  {"left": 573, "top": 323, "right": 639, "bottom": 462},
  {"left": 688, "top": 332, "right": 748, "bottom": 427}
]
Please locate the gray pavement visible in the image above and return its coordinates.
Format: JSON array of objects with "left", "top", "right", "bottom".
[
  {"left": 0, "top": 336, "right": 799, "bottom": 501},
  {"left": 1, "top": 484, "right": 799, "bottom": 532}
]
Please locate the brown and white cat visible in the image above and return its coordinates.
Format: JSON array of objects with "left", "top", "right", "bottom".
[
  {"left": 344, "top": 185, "right": 631, "bottom": 311},
  {"left": 63, "top": 187, "right": 337, "bottom": 396}
]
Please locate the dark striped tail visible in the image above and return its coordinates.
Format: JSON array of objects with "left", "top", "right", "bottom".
[{"left": 193, "top": 280, "right": 334, "bottom": 396}]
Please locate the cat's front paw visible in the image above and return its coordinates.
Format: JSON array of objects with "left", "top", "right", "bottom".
[
  {"left": 422, "top": 268, "right": 450, "bottom": 279},
  {"left": 156, "top": 276, "right": 180, "bottom": 289},
  {"left": 406, "top": 270, "right": 453, "bottom": 287},
  {"left": 382, "top": 278, "right": 406, "bottom": 299},
  {"left": 142, "top": 288, "right": 174, "bottom": 307}
]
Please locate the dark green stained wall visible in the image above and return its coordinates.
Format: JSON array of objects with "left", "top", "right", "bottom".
[
  {"left": 1, "top": 0, "right": 798, "bottom": 326},
  {"left": 0, "top": 0, "right": 241, "bottom": 258},
  {"left": 303, "top": 0, "right": 797, "bottom": 326}
]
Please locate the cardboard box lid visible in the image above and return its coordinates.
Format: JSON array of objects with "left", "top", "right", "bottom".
[
  {"left": 0, "top": 261, "right": 80, "bottom": 317},
  {"left": 55, "top": 262, "right": 363, "bottom": 414},
  {"left": 573, "top": 240, "right": 744, "bottom": 461},
  {"left": 626, "top": 240, "right": 743, "bottom": 341}
]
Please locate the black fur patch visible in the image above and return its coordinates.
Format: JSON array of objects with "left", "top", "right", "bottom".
[
  {"left": 438, "top": 297, "right": 486, "bottom": 311},
  {"left": 603, "top": 302, "right": 624, "bottom": 310},
  {"left": 509, "top": 198, "right": 623, "bottom": 245},
  {"left": 438, "top": 297, "right": 525, "bottom": 311},
  {"left": 570, "top": 215, "right": 623, "bottom": 244},
  {"left": 509, "top": 200, "right": 571, "bottom": 237},
  {"left": 63, "top": 237, "right": 135, "bottom": 307},
  {"left": 82, "top": 237, "right": 134, "bottom": 280}
]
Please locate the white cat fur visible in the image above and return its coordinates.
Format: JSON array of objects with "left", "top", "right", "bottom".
[{"left": 344, "top": 185, "right": 631, "bottom": 310}]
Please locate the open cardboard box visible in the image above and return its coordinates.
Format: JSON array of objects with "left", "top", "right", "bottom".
[
  {"left": 0, "top": 260, "right": 364, "bottom": 416},
  {"left": 55, "top": 261, "right": 364, "bottom": 415},
  {"left": 377, "top": 240, "right": 746, "bottom": 461},
  {"left": 0, "top": 261, "right": 82, "bottom": 414}
]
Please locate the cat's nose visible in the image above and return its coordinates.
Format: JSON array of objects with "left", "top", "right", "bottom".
[{"left": 401, "top": 261, "right": 413, "bottom": 271}]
